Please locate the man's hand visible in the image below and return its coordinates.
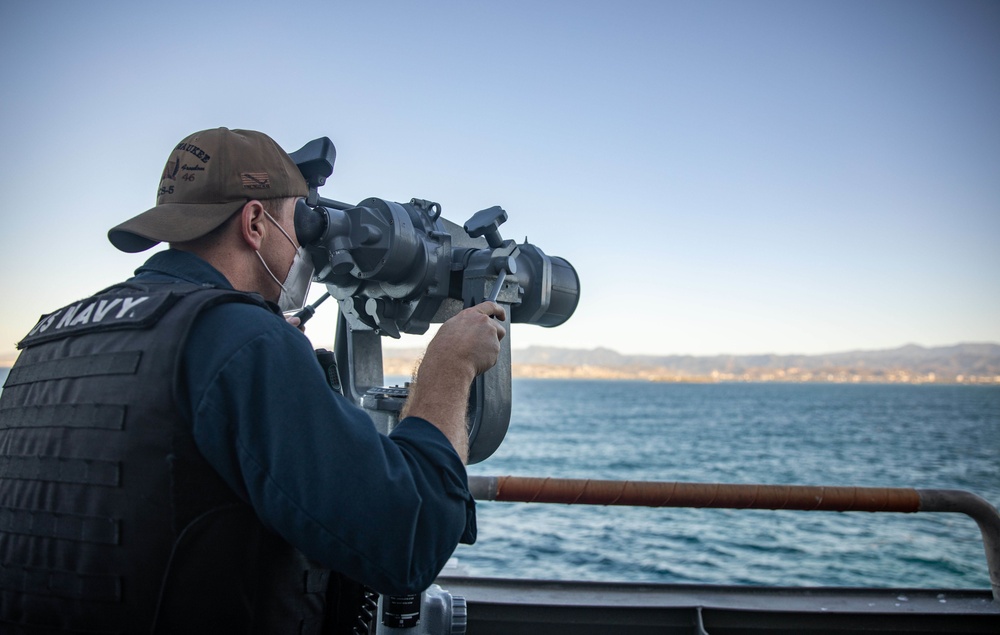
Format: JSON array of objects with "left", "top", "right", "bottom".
[
  {"left": 285, "top": 315, "right": 305, "bottom": 332},
  {"left": 402, "top": 302, "right": 507, "bottom": 462},
  {"left": 426, "top": 302, "right": 506, "bottom": 377}
]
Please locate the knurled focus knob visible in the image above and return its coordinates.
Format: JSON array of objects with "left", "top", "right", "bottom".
[{"left": 450, "top": 595, "right": 467, "bottom": 635}]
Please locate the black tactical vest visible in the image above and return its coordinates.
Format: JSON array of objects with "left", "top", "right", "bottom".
[{"left": 0, "top": 282, "right": 365, "bottom": 634}]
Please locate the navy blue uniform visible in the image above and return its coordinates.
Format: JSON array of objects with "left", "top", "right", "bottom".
[{"left": 134, "top": 249, "right": 476, "bottom": 594}]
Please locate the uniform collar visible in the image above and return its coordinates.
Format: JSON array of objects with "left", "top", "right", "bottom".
[{"left": 132, "top": 249, "right": 235, "bottom": 289}]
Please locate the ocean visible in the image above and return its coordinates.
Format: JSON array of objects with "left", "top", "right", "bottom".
[{"left": 456, "top": 380, "right": 1000, "bottom": 591}]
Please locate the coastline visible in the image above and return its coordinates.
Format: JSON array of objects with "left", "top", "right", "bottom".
[
  {"left": 5, "top": 341, "right": 999, "bottom": 387},
  {"left": 382, "top": 359, "right": 1000, "bottom": 385}
]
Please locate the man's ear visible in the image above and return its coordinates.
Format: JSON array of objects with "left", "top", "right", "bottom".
[{"left": 239, "top": 200, "right": 267, "bottom": 251}]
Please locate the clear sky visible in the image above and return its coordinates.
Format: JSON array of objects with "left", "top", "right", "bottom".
[{"left": 1, "top": 0, "right": 998, "bottom": 362}]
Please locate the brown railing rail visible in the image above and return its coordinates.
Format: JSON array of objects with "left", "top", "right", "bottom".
[{"left": 468, "top": 475, "right": 1000, "bottom": 601}]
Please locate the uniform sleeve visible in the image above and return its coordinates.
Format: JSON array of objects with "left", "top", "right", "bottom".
[{"left": 181, "top": 303, "right": 476, "bottom": 595}]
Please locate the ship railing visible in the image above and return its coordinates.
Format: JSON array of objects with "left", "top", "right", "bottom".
[{"left": 468, "top": 475, "right": 1000, "bottom": 601}]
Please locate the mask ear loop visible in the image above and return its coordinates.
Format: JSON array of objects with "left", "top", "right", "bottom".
[
  {"left": 255, "top": 250, "right": 291, "bottom": 296},
  {"left": 262, "top": 208, "right": 299, "bottom": 250},
  {"left": 255, "top": 205, "right": 300, "bottom": 298}
]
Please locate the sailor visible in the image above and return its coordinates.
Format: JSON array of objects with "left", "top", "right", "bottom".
[{"left": 0, "top": 128, "right": 505, "bottom": 632}]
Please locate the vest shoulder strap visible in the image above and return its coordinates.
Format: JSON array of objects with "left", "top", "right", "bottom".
[{"left": 17, "top": 282, "right": 268, "bottom": 350}]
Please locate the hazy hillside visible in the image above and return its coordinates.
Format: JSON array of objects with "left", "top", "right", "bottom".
[
  {"left": 384, "top": 342, "right": 1000, "bottom": 383},
  {"left": 512, "top": 343, "right": 1000, "bottom": 375}
]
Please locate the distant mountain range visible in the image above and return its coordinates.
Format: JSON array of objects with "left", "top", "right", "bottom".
[
  {"left": 511, "top": 342, "right": 1000, "bottom": 375},
  {"left": 385, "top": 342, "right": 1000, "bottom": 383}
]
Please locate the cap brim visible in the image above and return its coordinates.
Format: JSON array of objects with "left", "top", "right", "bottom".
[{"left": 108, "top": 200, "right": 246, "bottom": 253}]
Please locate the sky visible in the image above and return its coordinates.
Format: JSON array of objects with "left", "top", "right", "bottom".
[{"left": 1, "top": 0, "right": 998, "bottom": 363}]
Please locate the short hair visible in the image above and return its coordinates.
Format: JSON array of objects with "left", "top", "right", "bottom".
[{"left": 170, "top": 197, "right": 296, "bottom": 251}]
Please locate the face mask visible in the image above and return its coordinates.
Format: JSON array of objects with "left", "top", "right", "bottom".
[{"left": 256, "top": 209, "right": 315, "bottom": 312}]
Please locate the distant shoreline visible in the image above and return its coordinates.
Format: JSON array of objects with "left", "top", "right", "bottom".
[
  {"left": 385, "top": 342, "right": 1000, "bottom": 385},
  {"left": 381, "top": 359, "right": 1000, "bottom": 385},
  {"left": 5, "top": 341, "right": 999, "bottom": 386}
]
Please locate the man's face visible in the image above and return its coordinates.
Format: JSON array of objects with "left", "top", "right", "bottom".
[
  {"left": 257, "top": 198, "right": 301, "bottom": 302},
  {"left": 273, "top": 199, "right": 302, "bottom": 275}
]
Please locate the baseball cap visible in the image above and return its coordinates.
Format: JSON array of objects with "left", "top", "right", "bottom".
[{"left": 108, "top": 128, "right": 308, "bottom": 253}]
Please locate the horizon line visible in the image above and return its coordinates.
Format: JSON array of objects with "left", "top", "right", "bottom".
[{"left": 2, "top": 340, "right": 998, "bottom": 369}]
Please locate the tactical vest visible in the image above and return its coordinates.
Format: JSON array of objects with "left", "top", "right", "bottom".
[{"left": 0, "top": 282, "right": 367, "bottom": 634}]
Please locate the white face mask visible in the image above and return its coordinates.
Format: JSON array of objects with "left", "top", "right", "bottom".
[{"left": 256, "top": 208, "right": 314, "bottom": 312}]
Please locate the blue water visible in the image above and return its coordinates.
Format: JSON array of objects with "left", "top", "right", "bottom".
[{"left": 456, "top": 380, "right": 1000, "bottom": 590}]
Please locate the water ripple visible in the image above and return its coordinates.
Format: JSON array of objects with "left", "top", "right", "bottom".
[{"left": 460, "top": 382, "right": 1000, "bottom": 590}]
